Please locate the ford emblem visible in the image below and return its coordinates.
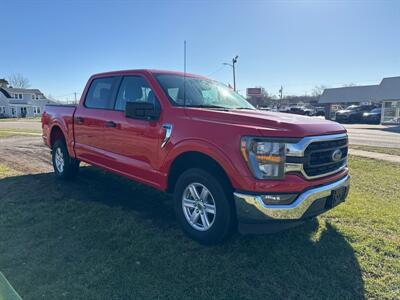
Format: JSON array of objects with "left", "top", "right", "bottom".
[{"left": 332, "top": 149, "right": 343, "bottom": 162}]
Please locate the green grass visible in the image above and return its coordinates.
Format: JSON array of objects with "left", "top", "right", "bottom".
[
  {"left": 0, "top": 129, "right": 41, "bottom": 138},
  {"left": 350, "top": 144, "right": 400, "bottom": 156},
  {"left": 0, "top": 157, "right": 399, "bottom": 299}
]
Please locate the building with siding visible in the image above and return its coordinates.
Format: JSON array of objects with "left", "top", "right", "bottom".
[
  {"left": 319, "top": 76, "right": 400, "bottom": 124},
  {"left": 0, "top": 79, "right": 55, "bottom": 118}
]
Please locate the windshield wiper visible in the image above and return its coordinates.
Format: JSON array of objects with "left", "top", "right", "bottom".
[{"left": 233, "top": 107, "right": 255, "bottom": 110}]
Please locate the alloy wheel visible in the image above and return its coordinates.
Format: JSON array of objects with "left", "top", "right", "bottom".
[{"left": 182, "top": 183, "right": 216, "bottom": 231}]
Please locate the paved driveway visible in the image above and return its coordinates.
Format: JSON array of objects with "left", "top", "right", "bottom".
[{"left": 344, "top": 124, "right": 400, "bottom": 148}]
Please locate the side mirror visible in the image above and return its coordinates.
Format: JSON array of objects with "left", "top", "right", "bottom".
[{"left": 125, "top": 101, "right": 160, "bottom": 120}]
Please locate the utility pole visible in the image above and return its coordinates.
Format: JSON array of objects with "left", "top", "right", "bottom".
[
  {"left": 74, "top": 92, "right": 77, "bottom": 104},
  {"left": 279, "top": 86, "right": 283, "bottom": 101},
  {"left": 223, "top": 55, "right": 239, "bottom": 91}
]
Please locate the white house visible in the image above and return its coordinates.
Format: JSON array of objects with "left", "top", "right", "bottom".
[{"left": 0, "top": 79, "right": 55, "bottom": 118}]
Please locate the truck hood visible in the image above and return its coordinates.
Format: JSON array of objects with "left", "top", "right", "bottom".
[{"left": 186, "top": 108, "right": 346, "bottom": 138}]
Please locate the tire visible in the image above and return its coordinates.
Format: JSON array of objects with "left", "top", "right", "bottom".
[
  {"left": 173, "top": 168, "right": 235, "bottom": 245},
  {"left": 52, "top": 139, "right": 80, "bottom": 180}
]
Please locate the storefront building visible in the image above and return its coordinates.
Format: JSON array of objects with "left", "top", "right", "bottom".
[{"left": 319, "top": 76, "right": 400, "bottom": 124}]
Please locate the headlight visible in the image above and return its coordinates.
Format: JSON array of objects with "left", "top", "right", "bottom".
[{"left": 240, "top": 137, "right": 286, "bottom": 179}]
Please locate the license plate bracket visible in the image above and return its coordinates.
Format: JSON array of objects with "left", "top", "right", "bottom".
[{"left": 326, "top": 187, "right": 348, "bottom": 209}]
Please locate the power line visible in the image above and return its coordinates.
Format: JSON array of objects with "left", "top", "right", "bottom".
[{"left": 207, "top": 65, "right": 225, "bottom": 77}]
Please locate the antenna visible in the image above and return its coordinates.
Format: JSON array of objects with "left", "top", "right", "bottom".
[{"left": 183, "top": 40, "right": 187, "bottom": 107}]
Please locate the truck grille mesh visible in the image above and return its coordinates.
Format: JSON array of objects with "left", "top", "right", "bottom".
[{"left": 303, "top": 138, "right": 348, "bottom": 177}]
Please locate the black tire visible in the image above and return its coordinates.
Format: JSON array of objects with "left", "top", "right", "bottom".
[
  {"left": 173, "top": 168, "right": 235, "bottom": 245},
  {"left": 52, "top": 139, "right": 80, "bottom": 180}
]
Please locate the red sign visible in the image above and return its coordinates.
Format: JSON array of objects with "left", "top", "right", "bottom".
[{"left": 247, "top": 88, "right": 262, "bottom": 96}]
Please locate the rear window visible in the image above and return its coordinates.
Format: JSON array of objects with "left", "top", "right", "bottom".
[{"left": 85, "top": 77, "right": 117, "bottom": 109}]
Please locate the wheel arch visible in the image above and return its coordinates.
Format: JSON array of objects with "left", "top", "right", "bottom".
[
  {"left": 48, "top": 123, "right": 75, "bottom": 158},
  {"left": 166, "top": 151, "right": 234, "bottom": 194},
  {"left": 49, "top": 125, "right": 65, "bottom": 148}
]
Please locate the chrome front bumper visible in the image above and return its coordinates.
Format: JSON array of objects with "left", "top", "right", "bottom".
[{"left": 234, "top": 175, "right": 350, "bottom": 221}]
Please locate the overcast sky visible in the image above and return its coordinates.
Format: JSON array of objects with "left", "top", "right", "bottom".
[{"left": 1, "top": 0, "right": 399, "bottom": 101}]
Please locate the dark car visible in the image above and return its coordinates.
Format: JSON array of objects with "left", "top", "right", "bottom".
[
  {"left": 287, "top": 107, "right": 305, "bottom": 115},
  {"left": 362, "top": 108, "right": 382, "bottom": 124},
  {"left": 335, "top": 105, "right": 375, "bottom": 123}
]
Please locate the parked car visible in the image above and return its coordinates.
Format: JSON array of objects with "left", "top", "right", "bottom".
[
  {"left": 287, "top": 106, "right": 305, "bottom": 115},
  {"left": 284, "top": 105, "right": 316, "bottom": 116},
  {"left": 42, "top": 69, "right": 350, "bottom": 244},
  {"left": 258, "top": 107, "right": 272, "bottom": 111},
  {"left": 362, "top": 108, "right": 382, "bottom": 124},
  {"left": 314, "top": 107, "right": 326, "bottom": 117},
  {"left": 335, "top": 105, "right": 376, "bottom": 123}
]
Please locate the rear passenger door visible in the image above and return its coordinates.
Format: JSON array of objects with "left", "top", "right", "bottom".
[{"left": 73, "top": 76, "right": 120, "bottom": 164}]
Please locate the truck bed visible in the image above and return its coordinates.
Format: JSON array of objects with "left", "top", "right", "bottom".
[{"left": 42, "top": 104, "right": 77, "bottom": 150}]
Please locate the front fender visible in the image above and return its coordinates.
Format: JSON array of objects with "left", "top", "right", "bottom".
[{"left": 160, "top": 138, "right": 243, "bottom": 189}]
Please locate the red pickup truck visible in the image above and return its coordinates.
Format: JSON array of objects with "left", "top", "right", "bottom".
[{"left": 42, "top": 69, "right": 350, "bottom": 244}]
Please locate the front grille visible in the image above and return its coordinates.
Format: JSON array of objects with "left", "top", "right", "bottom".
[{"left": 303, "top": 138, "right": 348, "bottom": 177}]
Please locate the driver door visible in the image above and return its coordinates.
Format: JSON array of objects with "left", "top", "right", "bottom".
[{"left": 100, "top": 75, "right": 165, "bottom": 187}]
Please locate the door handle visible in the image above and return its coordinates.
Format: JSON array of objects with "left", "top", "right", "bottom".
[
  {"left": 75, "top": 116, "right": 84, "bottom": 124},
  {"left": 105, "top": 121, "right": 117, "bottom": 128}
]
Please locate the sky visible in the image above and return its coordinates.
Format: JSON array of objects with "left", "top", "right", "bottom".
[{"left": 1, "top": 0, "right": 399, "bottom": 102}]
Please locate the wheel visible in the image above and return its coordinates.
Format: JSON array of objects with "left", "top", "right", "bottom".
[
  {"left": 52, "top": 139, "right": 80, "bottom": 180},
  {"left": 173, "top": 168, "right": 235, "bottom": 245}
]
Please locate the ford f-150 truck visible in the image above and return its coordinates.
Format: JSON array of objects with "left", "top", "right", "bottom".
[{"left": 42, "top": 69, "right": 350, "bottom": 244}]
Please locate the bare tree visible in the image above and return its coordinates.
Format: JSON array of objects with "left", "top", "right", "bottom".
[
  {"left": 7, "top": 73, "right": 31, "bottom": 88},
  {"left": 312, "top": 85, "right": 328, "bottom": 97},
  {"left": 342, "top": 83, "right": 356, "bottom": 87}
]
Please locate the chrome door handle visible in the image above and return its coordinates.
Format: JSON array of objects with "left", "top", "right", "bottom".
[
  {"left": 105, "top": 121, "right": 117, "bottom": 128},
  {"left": 75, "top": 116, "right": 84, "bottom": 124},
  {"left": 161, "top": 123, "right": 173, "bottom": 148}
]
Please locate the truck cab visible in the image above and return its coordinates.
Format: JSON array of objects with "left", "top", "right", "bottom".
[{"left": 42, "top": 69, "right": 350, "bottom": 244}]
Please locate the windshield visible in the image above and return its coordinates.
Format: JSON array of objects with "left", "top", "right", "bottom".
[
  {"left": 370, "top": 108, "right": 381, "bottom": 113},
  {"left": 155, "top": 74, "right": 255, "bottom": 110}
]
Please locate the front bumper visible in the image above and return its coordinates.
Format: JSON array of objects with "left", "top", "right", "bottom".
[{"left": 234, "top": 175, "right": 350, "bottom": 233}]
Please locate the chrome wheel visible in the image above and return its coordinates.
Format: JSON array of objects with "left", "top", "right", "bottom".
[
  {"left": 182, "top": 183, "right": 216, "bottom": 231},
  {"left": 54, "top": 147, "right": 64, "bottom": 173}
]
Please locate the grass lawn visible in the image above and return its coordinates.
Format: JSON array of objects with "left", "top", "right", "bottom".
[
  {"left": 350, "top": 144, "right": 400, "bottom": 157},
  {"left": 0, "top": 156, "right": 399, "bottom": 299},
  {"left": 0, "top": 129, "right": 41, "bottom": 138}
]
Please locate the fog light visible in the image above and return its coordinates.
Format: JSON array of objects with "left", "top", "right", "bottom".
[{"left": 261, "top": 194, "right": 298, "bottom": 205}]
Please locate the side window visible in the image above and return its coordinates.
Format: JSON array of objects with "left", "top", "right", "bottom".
[
  {"left": 115, "top": 76, "right": 156, "bottom": 111},
  {"left": 166, "top": 88, "right": 179, "bottom": 102},
  {"left": 85, "top": 77, "right": 116, "bottom": 109}
]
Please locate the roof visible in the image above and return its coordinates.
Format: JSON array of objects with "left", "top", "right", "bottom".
[
  {"left": 91, "top": 69, "right": 208, "bottom": 80},
  {"left": 3, "top": 87, "right": 44, "bottom": 95},
  {"left": 0, "top": 88, "right": 11, "bottom": 98},
  {"left": 377, "top": 76, "right": 400, "bottom": 101},
  {"left": 319, "top": 85, "right": 379, "bottom": 104},
  {"left": 319, "top": 76, "right": 400, "bottom": 104}
]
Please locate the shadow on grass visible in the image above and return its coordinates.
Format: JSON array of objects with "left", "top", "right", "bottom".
[{"left": 0, "top": 167, "right": 365, "bottom": 299}]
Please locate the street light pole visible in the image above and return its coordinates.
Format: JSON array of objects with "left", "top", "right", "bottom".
[
  {"left": 223, "top": 55, "right": 239, "bottom": 91},
  {"left": 232, "top": 55, "right": 238, "bottom": 92}
]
